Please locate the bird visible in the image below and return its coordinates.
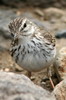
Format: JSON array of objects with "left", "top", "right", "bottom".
[{"left": 8, "top": 17, "right": 56, "bottom": 88}]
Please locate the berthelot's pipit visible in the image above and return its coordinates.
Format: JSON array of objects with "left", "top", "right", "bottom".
[{"left": 9, "top": 18, "right": 56, "bottom": 88}]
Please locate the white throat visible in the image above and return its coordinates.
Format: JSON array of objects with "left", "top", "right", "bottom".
[
  {"left": 18, "top": 26, "right": 35, "bottom": 44},
  {"left": 26, "top": 26, "right": 35, "bottom": 35},
  {"left": 29, "top": 26, "right": 35, "bottom": 34}
]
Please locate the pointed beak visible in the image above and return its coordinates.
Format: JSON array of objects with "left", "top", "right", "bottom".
[
  {"left": 11, "top": 33, "right": 18, "bottom": 40},
  {"left": 14, "top": 34, "right": 18, "bottom": 41}
]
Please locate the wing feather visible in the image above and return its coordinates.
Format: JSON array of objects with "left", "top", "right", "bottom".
[{"left": 39, "top": 28, "right": 55, "bottom": 47}]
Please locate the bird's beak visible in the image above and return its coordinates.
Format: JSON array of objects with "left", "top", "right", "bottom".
[
  {"left": 11, "top": 33, "right": 17, "bottom": 40},
  {"left": 14, "top": 34, "right": 18, "bottom": 41}
]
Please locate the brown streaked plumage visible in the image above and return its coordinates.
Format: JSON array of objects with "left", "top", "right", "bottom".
[
  {"left": 9, "top": 18, "right": 23, "bottom": 33},
  {"left": 39, "top": 27, "right": 55, "bottom": 47},
  {"left": 9, "top": 17, "right": 56, "bottom": 89}
]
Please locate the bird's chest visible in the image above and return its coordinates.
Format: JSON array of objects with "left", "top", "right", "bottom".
[
  {"left": 10, "top": 40, "right": 55, "bottom": 72},
  {"left": 11, "top": 41, "right": 52, "bottom": 62}
]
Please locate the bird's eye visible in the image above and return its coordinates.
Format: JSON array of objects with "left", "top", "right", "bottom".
[
  {"left": 20, "top": 23, "right": 27, "bottom": 31},
  {"left": 23, "top": 23, "right": 26, "bottom": 28}
]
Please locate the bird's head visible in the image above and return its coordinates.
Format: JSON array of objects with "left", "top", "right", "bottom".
[{"left": 8, "top": 18, "right": 36, "bottom": 42}]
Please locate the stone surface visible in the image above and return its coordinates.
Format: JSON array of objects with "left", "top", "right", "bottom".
[
  {"left": 0, "top": 9, "right": 17, "bottom": 51},
  {"left": 0, "top": 71, "right": 56, "bottom": 100},
  {"left": 54, "top": 47, "right": 66, "bottom": 80},
  {"left": 44, "top": 8, "right": 64, "bottom": 20},
  {"left": 53, "top": 79, "right": 66, "bottom": 100},
  {"left": 55, "top": 30, "right": 66, "bottom": 38},
  {"left": 0, "top": 0, "right": 64, "bottom": 7}
]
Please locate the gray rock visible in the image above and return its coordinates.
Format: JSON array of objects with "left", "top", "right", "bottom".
[
  {"left": 0, "top": 71, "right": 56, "bottom": 100},
  {"left": 54, "top": 47, "right": 66, "bottom": 80},
  {"left": 53, "top": 79, "right": 66, "bottom": 100},
  {"left": 0, "top": 45, "right": 7, "bottom": 52},
  {"left": 34, "top": 9, "right": 44, "bottom": 17},
  {"left": 0, "top": 9, "right": 17, "bottom": 40},
  {"left": 44, "top": 8, "right": 64, "bottom": 20},
  {"left": 0, "top": 0, "right": 63, "bottom": 7},
  {"left": 0, "top": 0, "right": 25, "bottom": 8},
  {"left": 55, "top": 30, "right": 66, "bottom": 39},
  {"left": 0, "top": 9, "right": 19, "bottom": 51}
]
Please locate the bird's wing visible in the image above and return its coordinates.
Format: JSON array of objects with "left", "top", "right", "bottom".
[{"left": 39, "top": 28, "right": 55, "bottom": 47}]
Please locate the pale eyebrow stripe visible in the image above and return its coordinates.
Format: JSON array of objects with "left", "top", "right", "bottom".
[{"left": 19, "top": 19, "right": 27, "bottom": 31}]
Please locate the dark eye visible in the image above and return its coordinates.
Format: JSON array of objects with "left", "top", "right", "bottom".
[
  {"left": 20, "top": 23, "right": 27, "bottom": 31},
  {"left": 23, "top": 23, "right": 26, "bottom": 28}
]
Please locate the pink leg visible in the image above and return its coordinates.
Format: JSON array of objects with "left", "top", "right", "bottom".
[{"left": 47, "top": 67, "right": 54, "bottom": 89}]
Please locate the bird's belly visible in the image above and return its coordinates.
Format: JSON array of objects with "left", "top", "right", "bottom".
[
  {"left": 12, "top": 44, "right": 56, "bottom": 72},
  {"left": 16, "top": 52, "right": 55, "bottom": 72}
]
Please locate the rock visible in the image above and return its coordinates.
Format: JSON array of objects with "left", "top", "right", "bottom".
[
  {"left": 0, "top": 29, "right": 12, "bottom": 39},
  {"left": 0, "top": 45, "right": 8, "bottom": 52},
  {"left": 34, "top": 9, "right": 44, "bottom": 17},
  {"left": 53, "top": 79, "right": 66, "bottom": 100},
  {"left": 0, "top": 9, "right": 17, "bottom": 50},
  {"left": 61, "top": 16, "right": 66, "bottom": 23},
  {"left": 0, "top": 71, "right": 56, "bottom": 100},
  {"left": 55, "top": 30, "right": 66, "bottom": 38},
  {"left": 54, "top": 47, "right": 66, "bottom": 80},
  {"left": 44, "top": 8, "right": 64, "bottom": 20},
  {"left": 26, "top": 0, "right": 57, "bottom": 7},
  {"left": 7, "top": 94, "right": 35, "bottom": 100},
  {"left": 1, "top": 0, "right": 66, "bottom": 8},
  {"left": 0, "top": 0, "right": 25, "bottom": 8},
  {"left": 0, "top": 9, "right": 17, "bottom": 31}
]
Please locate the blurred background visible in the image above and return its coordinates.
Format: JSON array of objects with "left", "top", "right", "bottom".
[{"left": 0, "top": 0, "right": 66, "bottom": 90}]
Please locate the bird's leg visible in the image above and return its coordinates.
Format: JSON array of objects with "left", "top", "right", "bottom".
[
  {"left": 47, "top": 67, "right": 54, "bottom": 89},
  {"left": 27, "top": 71, "right": 32, "bottom": 78}
]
